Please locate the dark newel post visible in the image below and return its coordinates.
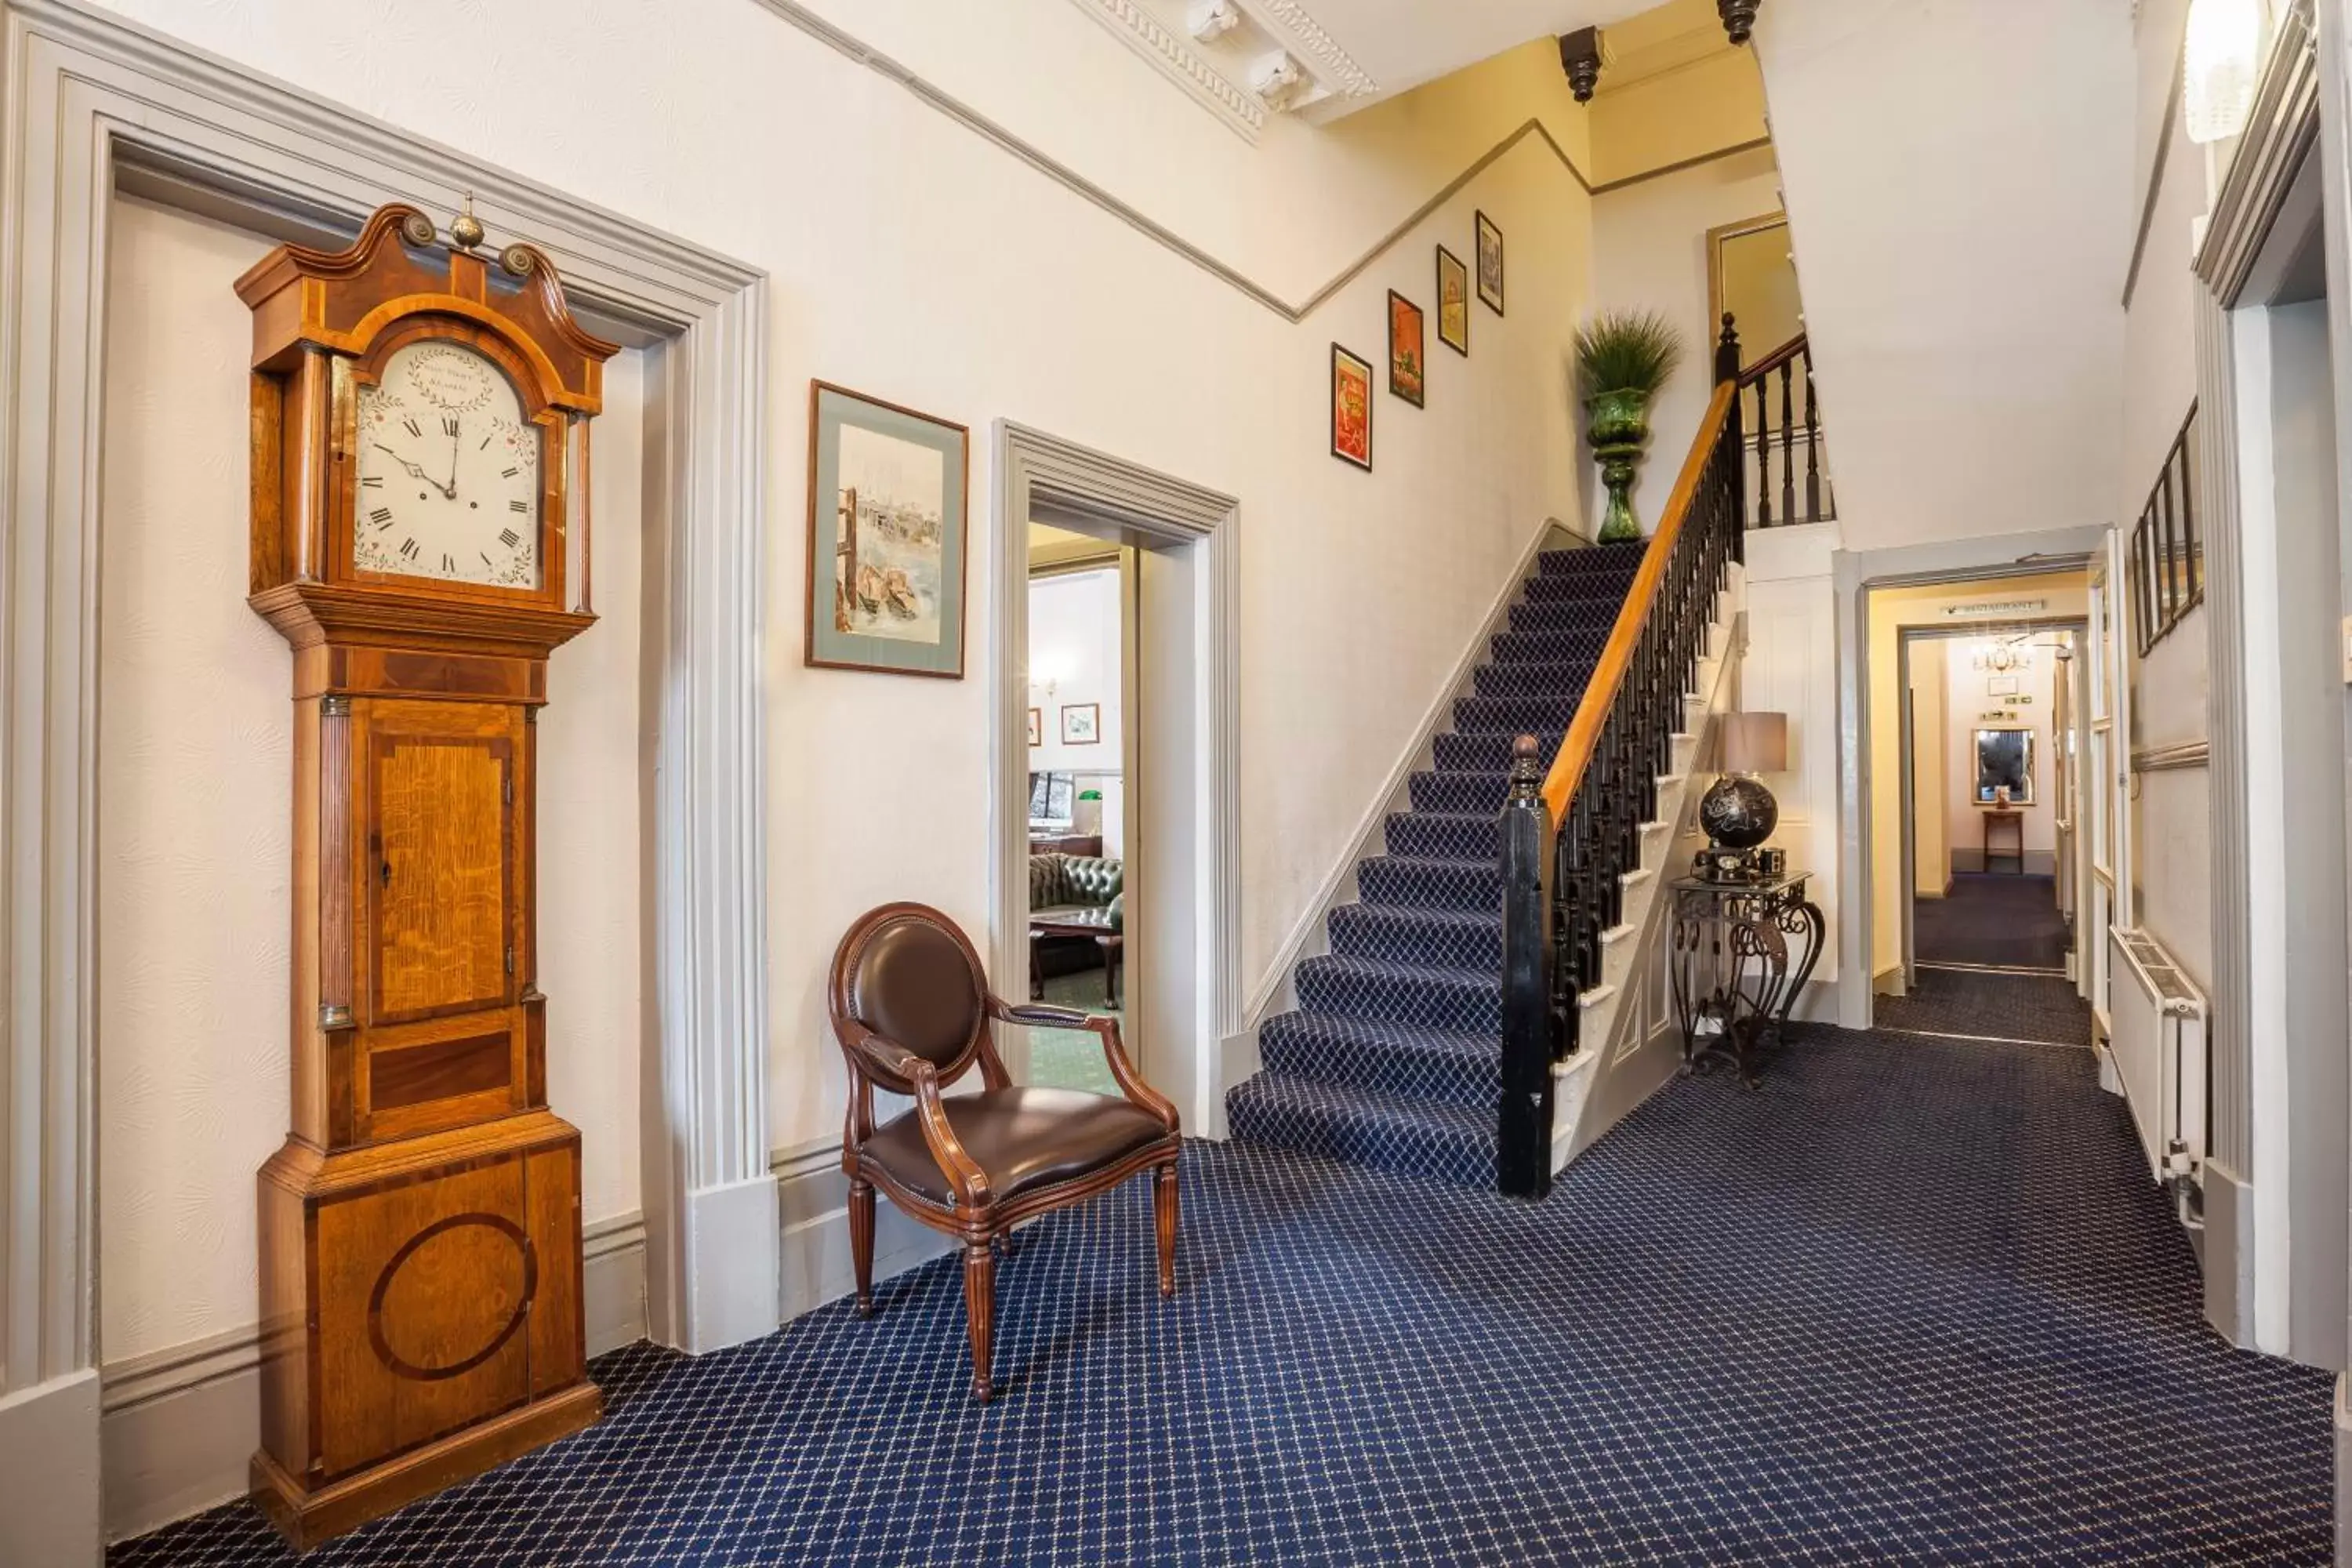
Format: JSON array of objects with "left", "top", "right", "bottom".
[
  {"left": 1714, "top": 312, "right": 1741, "bottom": 383},
  {"left": 1497, "top": 735, "right": 1555, "bottom": 1199},
  {"left": 1720, "top": 314, "right": 1746, "bottom": 540}
]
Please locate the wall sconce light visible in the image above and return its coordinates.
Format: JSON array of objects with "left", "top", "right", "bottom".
[{"left": 2184, "top": 0, "right": 2268, "bottom": 144}]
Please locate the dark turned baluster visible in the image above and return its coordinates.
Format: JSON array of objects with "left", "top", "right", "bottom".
[
  {"left": 1496, "top": 735, "right": 1555, "bottom": 1199},
  {"left": 1752, "top": 376, "right": 1773, "bottom": 527},
  {"left": 1778, "top": 360, "right": 1796, "bottom": 524},
  {"left": 1802, "top": 349, "right": 1821, "bottom": 522}
]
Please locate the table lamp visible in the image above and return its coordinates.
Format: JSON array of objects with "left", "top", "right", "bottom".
[{"left": 1696, "top": 711, "right": 1788, "bottom": 879}]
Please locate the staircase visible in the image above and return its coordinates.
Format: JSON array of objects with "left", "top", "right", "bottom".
[{"left": 1225, "top": 540, "right": 1649, "bottom": 1187}]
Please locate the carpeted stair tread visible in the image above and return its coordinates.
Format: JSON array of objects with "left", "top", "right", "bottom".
[
  {"left": 1224, "top": 1072, "right": 1490, "bottom": 1189},
  {"left": 1434, "top": 731, "right": 1561, "bottom": 774},
  {"left": 1296, "top": 951, "right": 1501, "bottom": 1033},
  {"left": 1455, "top": 693, "right": 1584, "bottom": 736},
  {"left": 1490, "top": 627, "right": 1613, "bottom": 666},
  {"left": 1258, "top": 1010, "right": 1500, "bottom": 1107},
  {"left": 1328, "top": 900, "right": 1503, "bottom": 970},
  {"left": 1537, "top": 540, "right": 1648, "bottom": 575},
  {"left": 1472, "top": 659, "right": 1599, "bottom": 701},
  {"left": 1509, "top": 598, "right": 1630, "bottom": 638},
  {"left": 1383, "top": 810, "right": 1504, "bottom": 862},
  {"left": 1356, "top": 855, "right": 1501, "bottom": 913},
  {"left": 1408, "top": 768, "right": 1514, "bottom": 814}
]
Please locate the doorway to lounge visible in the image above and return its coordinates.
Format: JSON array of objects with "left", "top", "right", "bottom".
[
  {"left": 989, "top": 423, "right": 1240, "bottom": 1135},
  {"left": 1023, "top": 528, "right": 1138, "bottom": 1091}
]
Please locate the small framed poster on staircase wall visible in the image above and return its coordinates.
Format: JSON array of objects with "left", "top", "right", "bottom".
[{"left": 1330, "top": 344, "right": 1373, "bottom": 470}]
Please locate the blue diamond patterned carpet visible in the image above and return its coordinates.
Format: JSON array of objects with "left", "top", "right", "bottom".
[
  {"left": 1878, "top": 966, "right": 2092, "bottom": 1046},
  {"left": 116, "top": 991, "right": 2332, "bottom": 1566},
  {"left": 1228, "top": 540, "right": 1646, "bottom": 1189}
]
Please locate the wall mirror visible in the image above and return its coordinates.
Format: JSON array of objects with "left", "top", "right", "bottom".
[{"left": 1973, "top": 728, "right": 2034, "bottom": 806}]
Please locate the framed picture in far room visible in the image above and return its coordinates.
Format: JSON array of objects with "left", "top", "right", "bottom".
[
  {"left": 1475, "top": 210, "right": 1504, "bottom": 315},
  {"left": 1331, "top": 343, "right": 1374, "bottom": 470},
  {"left": 1436, "top": 245, "right": 1470, "bottom": 355},
  {"left": 1061, "top": 702, "right": 1101, "bottom": 745},
  {"left": 1027, "top": 706, "right": 1042, "bottom": 746},
  {"left": 1388, "top": 291, "right": 1425, "bottom": 407},
  {"left": 804, "top": 380, "right": 969, "bottom": 677}
]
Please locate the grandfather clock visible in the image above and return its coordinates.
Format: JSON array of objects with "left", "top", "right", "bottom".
[{"left": 236, "top": 201, "right": 617, "bottom": 1548}]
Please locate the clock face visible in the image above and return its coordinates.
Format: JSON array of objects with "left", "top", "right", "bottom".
[{"left": 354, "top": 340, "right": 542, "bottom": 588}]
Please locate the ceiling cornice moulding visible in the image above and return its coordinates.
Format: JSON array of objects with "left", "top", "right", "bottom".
[
  {"left": 1065, "top": 0, "right": 1268, "bottom": 142},
  {"left": 1240, "top": 0, "right": 1378, "bottom": 97}
]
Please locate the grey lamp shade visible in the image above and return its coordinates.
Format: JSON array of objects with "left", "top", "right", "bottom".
[{"left": 1722, "top": 711, "right": 1788, "bottom": 775}]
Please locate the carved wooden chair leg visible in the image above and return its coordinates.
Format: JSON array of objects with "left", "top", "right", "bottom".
[
  {"left": 848, "top": 1178, "right": 877, "bottom": 1316},
  {"left": 964, "top": 1240, "right": 997, "bottom": 1400},
  {"left": 1154, "top": 1163, "right": 1179, "bottom": 1298}
]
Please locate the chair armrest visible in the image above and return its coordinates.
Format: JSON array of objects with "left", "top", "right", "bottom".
[
  {"left": 838, "top": 1020, "right": 993, "bottom": 1210},
  {"left": 989, "top": 994, "right": 1178, "bottom": 1133}
]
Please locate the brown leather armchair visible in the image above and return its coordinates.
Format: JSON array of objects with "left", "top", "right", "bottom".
[{"left": 828, "top": 902, "right": 1181, "bottom": 1400}]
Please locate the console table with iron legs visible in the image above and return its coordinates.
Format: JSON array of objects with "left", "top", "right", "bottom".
[{"left": 1666, "top": 869, "right": 1825, "bottom": 1087}]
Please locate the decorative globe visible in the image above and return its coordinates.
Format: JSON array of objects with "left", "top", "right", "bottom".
[{"left": 1698, "top": 774, "right": 1777, "bottom": 850}]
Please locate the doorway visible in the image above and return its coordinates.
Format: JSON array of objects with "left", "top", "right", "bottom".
[
  {"left": 1022, "top": 526, "right": 1140, "bottom": 1091},
  {"left": 989, "top": 423, "right": 1240, "bottom": 1134},
  {"left": 1896, "top": 620, "right": 2088, "bottom": 985}
]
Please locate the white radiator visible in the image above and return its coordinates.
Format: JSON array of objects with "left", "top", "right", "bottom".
[{"left": 2107, "top": 928, "right": 2208, "bottom": 1184}]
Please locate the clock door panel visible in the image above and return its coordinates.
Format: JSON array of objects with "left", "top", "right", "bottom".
[{"left": 358, "top": 700, "right": 523, "bottom": 1025}]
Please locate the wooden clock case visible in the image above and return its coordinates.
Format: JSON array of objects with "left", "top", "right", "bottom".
[{"left": 234, "top": 203, "right": 619, "bottom": 1548}]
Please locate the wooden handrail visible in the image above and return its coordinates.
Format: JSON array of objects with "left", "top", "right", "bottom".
[
  {"left": 1540, "top": 378, "right": 1739, "bottom": 820},
  {"left": 1737, "top": 330, "right": 1809, "bottom": 384}
]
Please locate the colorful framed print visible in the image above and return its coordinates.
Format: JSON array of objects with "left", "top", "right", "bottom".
[
  {"left": 1330, "top": 343, "right": 1373, "bottom": 470},
  {"left": 1388, "top": 292, "right": 1426, "bottom": 407},
  {"left": 1436, "top": 245, "right": 1470, "bottom": 355},
  {"left": 1061, "top": 702, "right": 1102, "bottom": 745},
  {"left": 805, "top": 381, "right": 970, "bottom": 677},
  {"left": 1475, "top": 210, "right": 1504, "bottom": 316},
  {"left": 1027, "top": 706, "right": 1043, "bottom": 746}
]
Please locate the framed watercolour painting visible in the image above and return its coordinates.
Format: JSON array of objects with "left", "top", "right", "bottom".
[
  {"left": 1027, "top": 706, "right": 1043, "bottom": 746},
  {"left": 805, "top": 380, "right": 970, "bottom": 677},
  {"left": 1061, "top": 703, "right": 1101, "bottom": 745},
  {"left": 1436, "top": 246, "right": 1470, "bottom": 355},
  {"left": 1331, "top": 344, "right": 1373, "bottom": 470},
  {"left": 1475, "top": 210, "right": 1504, "bottom": 315},
  {"left": 1388, "top": 292, "right": 1425, "bottom": 407}
]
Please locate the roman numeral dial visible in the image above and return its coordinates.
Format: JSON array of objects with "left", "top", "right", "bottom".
[{"left": 352, "top": 339, "right": 542, "bottom": 588}]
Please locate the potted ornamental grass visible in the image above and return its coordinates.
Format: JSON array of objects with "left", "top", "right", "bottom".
[{"left": 1574, "top": 309, "right": 1684, "bottom": 542}]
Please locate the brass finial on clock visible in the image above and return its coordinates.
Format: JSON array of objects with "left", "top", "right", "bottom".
[{"left": 449, "top": 191, "right": 485, "bottom": 251}]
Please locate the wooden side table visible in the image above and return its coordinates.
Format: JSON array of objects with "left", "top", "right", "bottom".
[{"left": 1983, "top": 808, "right": 2025, "bottom": 873}]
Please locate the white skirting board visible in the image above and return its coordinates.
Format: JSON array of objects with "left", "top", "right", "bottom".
[
  {"left": 774, "top": 1143, "right": 956, "bottom": 1323},
  {"left": 96, "top": 1213, "right": 648, "bottom": 1545}
]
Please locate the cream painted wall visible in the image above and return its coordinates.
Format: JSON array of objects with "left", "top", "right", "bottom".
[
  {"left": 95, "top": 197, "right": 648, "bottom": 1366},
  {"left": 1910, "top": 637, "right": 1947, "bottom": 895},
  {"left": 2116, "top": 0, "right": 2213, "bottom": 996},
  {"left": 1588, "top": 46, "right": 1770, "bottom": 187},
  {"left": 1739, "top": 523, "right": 1843, "bottom": 988},
  {"left": 78, "top": 0, "right": 1605, "bottom": 1160},
  {"left": 1755, "top": 0, "right": 2133, "bottom": 553},
  {"left": 1592, "top": 144, "right": 1786, "bottom": 528},
  {"left": 1864, "top": 574, "right": 2089, "bottom": 983}
]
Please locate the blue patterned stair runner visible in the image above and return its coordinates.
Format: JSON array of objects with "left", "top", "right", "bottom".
[{"left": 1228, "top": 540, "right": 1648, "bottom": 1189}]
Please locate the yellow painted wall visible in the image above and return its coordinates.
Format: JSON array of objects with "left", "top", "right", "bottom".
[{"left": 1588, "top": 47, "right": 1769, "bottom": 187}]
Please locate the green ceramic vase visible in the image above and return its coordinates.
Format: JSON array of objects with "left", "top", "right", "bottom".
[{"left": 1586, "top": 387, "right": 1653, "bottom": 543}]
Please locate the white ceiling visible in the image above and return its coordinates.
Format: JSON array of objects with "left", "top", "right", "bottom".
[{"left": 1267, "top": 0, "right": 1675, "bottom": 117}]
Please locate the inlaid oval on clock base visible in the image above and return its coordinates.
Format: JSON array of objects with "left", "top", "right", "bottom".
[{"left": 235, "top": 201, "right": 617, "bottom": 1551}]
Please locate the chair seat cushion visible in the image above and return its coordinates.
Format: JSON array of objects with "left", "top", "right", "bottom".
[{"left": 865, "top": 1088, "right": 1171, "bottom": 1209}]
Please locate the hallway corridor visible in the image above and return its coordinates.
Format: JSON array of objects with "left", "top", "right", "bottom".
[
  {"left": 117, "top": 977, "right": 2330, "bottom": 1566},
  {"left": 1914, "top": 873, "right": 2071, "bottom": 972}
]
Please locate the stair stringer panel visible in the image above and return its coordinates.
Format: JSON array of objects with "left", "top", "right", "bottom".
[{"left": 1553, "top": 591, "right": 1748, "bottom": 1172}]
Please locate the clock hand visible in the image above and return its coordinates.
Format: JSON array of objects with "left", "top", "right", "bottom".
[
  {"left": 372, "top": 443, "right": 455, "bottom": 499},
  {"left": 447, "top": 420, "right": 461, "bottom": 499}
]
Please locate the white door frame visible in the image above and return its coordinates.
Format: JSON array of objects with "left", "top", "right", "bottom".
[
  {"left": 991, "top": 423, "right": 1241, "bottom": 1136},
  {"left": 0, "top": 6, "right": 775, "bottom": 1559}
]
